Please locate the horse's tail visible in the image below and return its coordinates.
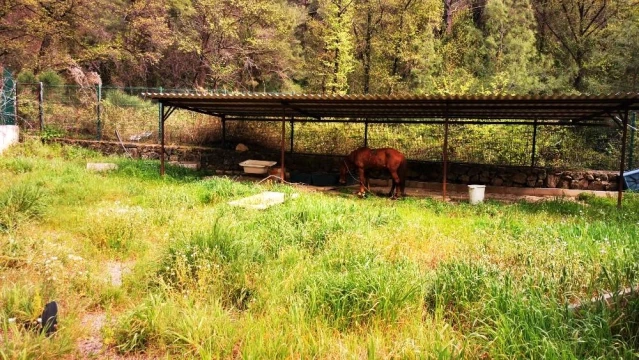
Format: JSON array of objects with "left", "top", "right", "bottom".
[{"left": 398, "top": 156, "right": 408, "bottom": 196}]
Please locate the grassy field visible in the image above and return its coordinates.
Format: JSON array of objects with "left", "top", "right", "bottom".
[{"left": 1, "top": 140, "right": 638, "bottom": 359}]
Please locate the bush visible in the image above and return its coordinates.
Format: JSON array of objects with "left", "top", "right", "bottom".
[
  {"left": 104, "top": 89, "right": 149, "bottom": 107},
  {"left": 16, "top": 70, "right": 36, "bottom": 84},
  {"left": 37, "top": 70, "right": 64, "bottom": 87},
  {"left": 0, "top": 184, "right": 47, "bottom": 232}
]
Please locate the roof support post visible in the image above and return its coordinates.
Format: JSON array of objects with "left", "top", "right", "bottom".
[
  {"left": 531, "top": 118, "right": 538, "bottom": 168},
  {"left": 280, "top": 109, "right": 286, "bottom": 183},
  {"left": 221, "top": 115, "right": 226, "bottom": 148},
  {"left": 443, "top": 114, "right": 449, "bottom": 202},
  {"left": 290, "top": 117, "right": 295, "bottom": 154},
  {"left": 618, "top": 109, "right": 630, "bottom": 208},
  {"left": 364, "top": 119, "right": 369, "bottom": 147},
  {"left": 159, "top": 105, "right": 176, "bottom": 176}
]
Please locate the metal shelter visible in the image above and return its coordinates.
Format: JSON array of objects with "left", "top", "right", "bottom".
[{"left": 144, "top": 92, "right": 639, "bottom": 207}]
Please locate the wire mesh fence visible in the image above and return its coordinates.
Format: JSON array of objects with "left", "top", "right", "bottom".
[{"left": 11, "top": 84, "right": 638, "bottom": 171}]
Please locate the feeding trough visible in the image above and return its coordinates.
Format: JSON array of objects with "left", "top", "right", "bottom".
[
  {"left": 228, "top": 191, "right": 288, "bottom": 210},
  {"left": 239, "top": 160, "right": 277, "bottom": 175}
]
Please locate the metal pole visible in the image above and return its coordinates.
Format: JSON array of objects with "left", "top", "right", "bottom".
[
  {"left": 221, "top": 115, "right": 226, "bottom": 148},
  {"left": 14, "top": 82, "right": 17, "bottom": 125},
  {"left": 531, "top": 118, "right": 538, "bottom": 167},
  {"left": 618, "top": 110, "right": 629, "bottom": 208},
  {"left": 443, "top": 117, "right": 449, "bottom": 201},
  {"left": 96, "top": 84, "right": 102, "bottom": 140},
  {"left": 39, "top": 82, "right": 44, "bottom": 132},
  {"left": 158, "top": 87, "right": 163, "bottom": 143},
  {"left": 364, "top": 119, "right": 369, "bottom": 147},
  {"left": 290, "top": 117, "right": 294, "bottom": 154},
  {"left": 629, "top": 112, "right": 636, "bottom": 170},
  {"left": 161, "top": 104, "right": 166, "bottom": 176},
  {"left": 281, "top": 111, "right": 286, "bottom": 182}
]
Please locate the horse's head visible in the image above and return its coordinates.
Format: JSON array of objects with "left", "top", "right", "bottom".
[{"left": 339, "top": 159, "right": 349, "bottom": 185}]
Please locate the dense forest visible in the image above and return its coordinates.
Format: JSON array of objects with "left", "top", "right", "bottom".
[{"left": 1, "top": 0, "right": 638, "bottom": 94}]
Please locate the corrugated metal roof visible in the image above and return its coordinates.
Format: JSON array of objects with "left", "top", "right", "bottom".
[{"left": 143, "top": 92, "right": 639, "bottom": 125}]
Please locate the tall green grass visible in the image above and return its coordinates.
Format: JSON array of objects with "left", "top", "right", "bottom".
[{"left": 2, "top": 141, "right": 639, "bottom": 358}]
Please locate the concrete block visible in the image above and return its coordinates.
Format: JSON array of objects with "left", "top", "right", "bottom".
[
  {"left": 86, "top": 163, "right": 118, "bottom": 171},
  {"left": 0, "top": 125, "right": 19, "bottom": 154}
]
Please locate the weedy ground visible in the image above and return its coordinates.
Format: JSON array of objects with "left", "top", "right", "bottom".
[{"left": 1, "top": 140, "right": 638, "bottom": 359}]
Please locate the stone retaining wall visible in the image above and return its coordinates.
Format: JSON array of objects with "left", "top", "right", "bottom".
[{"left": 53, "top": 138, "right": 620, "bottom": 190}]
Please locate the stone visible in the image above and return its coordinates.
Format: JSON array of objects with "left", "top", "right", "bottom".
[
  {"left": 236, "top": 143, "right": 249, "bottom": 152},
  {"left": 491, "top": 177, "right": 504, "bottom": 186},
  {"left": 578, "top": 179, "right": 589, "bottom": 189},
  {"left": 512, "top": 172, "right": 527, "bottom": 184},
  {"left": 547, "top": 174, "right": 559, "bottom": 188},
  {"left": 460, "top": 175, "right": 470, "bottom": 183},
  {"left": 586, "top": 174, "right": 594, "bottom": 181},
  {"left": 588, "top": 181, "right": 605, "bottom": 191}
]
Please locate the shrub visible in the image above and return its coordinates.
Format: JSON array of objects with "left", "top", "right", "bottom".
[
  {"left": 37, "top": 70, "right": 64, "bottom": 87},
  {"left": 0, "top": 184, "right": 47, "bottom": 232}
]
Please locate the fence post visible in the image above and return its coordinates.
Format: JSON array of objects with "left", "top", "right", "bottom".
[
  {"left": 531, "top": 118, "right": 538, "bottom": 167},
  {"left": 96, "top": 84, "right": 102, "bottom": 140},
  {"left": 14, "top": 81, "right": 17, "bottom": 125},
  {"left": 39, "top": 82, "right": 44, "bottom": 132},
  {"left": 630, "top": 112, "right": 636, "bottom": 170}
]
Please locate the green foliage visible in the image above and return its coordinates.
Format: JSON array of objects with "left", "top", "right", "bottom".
[
  {"left": 0, "top": 183, "right": 47, "bottom": 232},
  {"left": 3, "top": 142, "right": 639, "bottom": 358},
  {"left": 16, "top": 70, "right": 37, "bottom": 84},
  {"left": 37, "top": 70, "right": 64, "bottom": 87},
  {"left": 104, "top": 89, "right": 149, "bottom": 107},
  {"left": 40, "top": 125, "right": 65, "bottom": 141},
  {"left": 301, "top": 250, "right": 422, "bottom": 329}
]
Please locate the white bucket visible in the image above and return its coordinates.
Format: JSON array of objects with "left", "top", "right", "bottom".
[{"left": 468, "top": 185, "right": 486, "bottom": 204}]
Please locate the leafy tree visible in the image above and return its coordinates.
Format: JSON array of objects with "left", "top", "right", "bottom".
[
  {"left": 482, "top": 0, "right": 563, "bottom": 94},
  {"left": 533, "top": 0, "right": 627, "bottom": 92}
]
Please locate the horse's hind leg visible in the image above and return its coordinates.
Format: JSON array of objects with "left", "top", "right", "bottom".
[
  {"left": 389, "top": 171, "right": 401, "bottom": 199},
  {"left": 388, "top": 182, "right": 396, "bottom": 197}
]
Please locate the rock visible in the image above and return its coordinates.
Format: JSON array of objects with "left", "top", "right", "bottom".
[
  {"left": 578, "top": 179, "right": 589, "bottom": 189},
  {"left": 589, "top": 181, "right": 605, "bottom": 191},
  {"left": 236, "top": 143, "right": 249, "bottom": 152},
  {"left": 512, "top": 172, "right": 527, "bottom": 184},
  {"left": 491, "top": 177, "right": 504, "bottom": 186},
  {"left": 586, "top": 174, "right": 594, "bottom": 181},
  {"left": 460, "top": 175, "right": 470, "bottom": 183},
  {"left": 547, "top": 174, "right": 559, "bottom": 188}
]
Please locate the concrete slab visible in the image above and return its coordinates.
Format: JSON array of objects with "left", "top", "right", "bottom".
[
  {"left": 169, "top": 161, "right": 201, "bottom": 170},
  {"left": 228, "top": 191, "right": 287, "bottom": 210}
]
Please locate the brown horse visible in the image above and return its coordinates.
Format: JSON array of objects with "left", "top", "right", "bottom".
[{"left": 339, "top": 147, "right": 407, "bottom": 199}]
